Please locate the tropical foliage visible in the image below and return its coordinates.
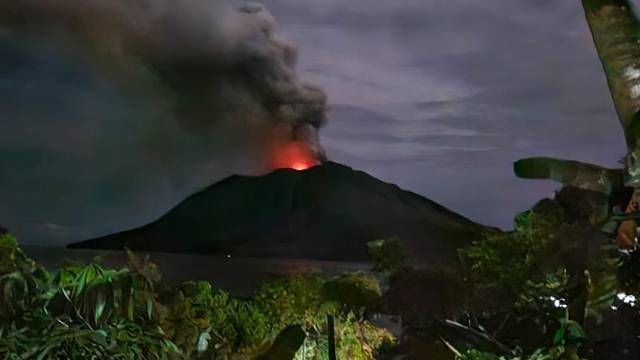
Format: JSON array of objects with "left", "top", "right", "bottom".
[
  {"left": 0, "top": 231, "right": 393, "bottom": 359},
  {"left": 370, "top": 201, "right": 640, "bottom": 359}
]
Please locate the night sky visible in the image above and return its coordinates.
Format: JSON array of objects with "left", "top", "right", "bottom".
[{"left": 0, "top": 0, "right": 633, "bottom": 246}]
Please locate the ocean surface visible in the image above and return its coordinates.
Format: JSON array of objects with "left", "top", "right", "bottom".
[{"left": 22, "top": 246, "right": 370, "bottom": 296}]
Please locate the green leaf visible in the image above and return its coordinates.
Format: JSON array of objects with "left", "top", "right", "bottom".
[
  {"left": 553, "top": 326, "right": 566, "bottom": 346},
  {"left": 93, "top": 329, "right": 108, "bottom": 347},
  {"left": 581, "top": 0, "right": 640, "bottom": 149},
  {"left": 513, "top": 157, "right": 622, "bottom": 193},
  {"left": 254, "top": 325, "right": 306, "bottom": 360},
  {"left": 600, "top": 219, "right": 620, "bottom": 234},
  {"left": 197, "top": 331, "right": 211, "bottom": 353},
  {"left": 564, "top": 320, "right": 587, "bottom": 343},
  {"left": 554, "top": 319, "right": 587, "bottom": 346},
  {"left": 94, "top": 292, "right": 106, "bottom": 325}
]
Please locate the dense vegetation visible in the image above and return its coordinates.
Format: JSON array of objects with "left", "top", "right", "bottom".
[
  {"left": 371, "top": 189, "right": 640, "bottom": 359},
  {"left": 0, "top": 230, "right": 393, "bottom": 359}
]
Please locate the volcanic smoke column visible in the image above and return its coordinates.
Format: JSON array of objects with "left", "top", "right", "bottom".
[{"left": 0, "top": 0, "right": 328, "bottom": 170}]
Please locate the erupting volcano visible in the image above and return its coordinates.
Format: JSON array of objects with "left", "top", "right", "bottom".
[
  {"left": 69, "top": 161, "right": 488, "bottom": 262},
  {"left": 268, "top": 141, "right": 320, "bottom": 171}
]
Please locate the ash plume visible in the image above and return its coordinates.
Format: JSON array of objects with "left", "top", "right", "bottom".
[
  {"left": 0, "top": 0, "right": 328, "bottom": 245},
  {"left": 0, "top": 0, "right": 328, "bottom": 159}
]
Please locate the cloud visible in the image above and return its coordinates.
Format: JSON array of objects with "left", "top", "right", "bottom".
[{"left": 258, "top": 0, "right": 628, "bottom": 227}]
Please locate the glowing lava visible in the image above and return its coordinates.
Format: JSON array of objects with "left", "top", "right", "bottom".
[
  {"left": 269, "top": 141, "right": 318, "bottom": 171},
  {"left": 291, "top": 162, "right": 310, "bottom": 171}
]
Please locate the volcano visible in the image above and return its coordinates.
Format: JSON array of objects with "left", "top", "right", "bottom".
[{"left": 68, "top": 162, "right": 491, "bottom": 263}]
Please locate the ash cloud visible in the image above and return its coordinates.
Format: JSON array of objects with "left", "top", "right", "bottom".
[
  {"left": 1, "top": 0, "right": 327, "bottom": 155},
  {"left": 0, "top": 0, "right": 327, "bottom": 245}
]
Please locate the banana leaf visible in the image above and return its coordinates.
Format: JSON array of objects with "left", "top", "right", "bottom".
[
  {"left": 581, "top": 0, "right": 640, "bottom": 149},
  {"left": 254, "top": 325, "right": 305, "bottom": 360},
  {"left": 513, "top": 157, "right": 623, "bottom": 193}
]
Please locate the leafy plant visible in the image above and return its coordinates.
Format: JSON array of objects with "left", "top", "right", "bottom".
[
  {"left": 367, "top": 237, "right": 407, "bottom": 273},
  {"left": 253, "top": 274, "right": 393, "bottom": 360},
  {"left": 454, "top": 317, "right": 587, "bottom": 360},
  {"left": 0, "top": 233, "right": 392, "bottom": 360},
  {"left": 459, "top": 211, "right": 560, "bottom": 300},
  {"left": 254, "top": 325, "right": 306, "bottom": 360}
]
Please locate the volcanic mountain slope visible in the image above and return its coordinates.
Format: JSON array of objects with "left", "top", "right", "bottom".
[{"left": 68, "top": 162, "right": 492, "bottom": 263}]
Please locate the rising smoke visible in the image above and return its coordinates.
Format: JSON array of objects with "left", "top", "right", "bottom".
[
  {"left": 0, "top": 0, "right": 328, "bottom": 245},
  {"left": 0, "top": 0, "right": 328, "bottom": 159}
]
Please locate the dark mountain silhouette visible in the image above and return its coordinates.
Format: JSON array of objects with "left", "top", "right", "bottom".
[{"left": 68, "top": 162, "right": 491, "bottom": 263}]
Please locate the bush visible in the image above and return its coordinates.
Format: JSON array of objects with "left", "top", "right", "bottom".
[
  {"left": 253, "top": 273, "right": 392, "bottom": 360},
  {"left": 0, "top": 233, "right": 393, "bottom": 359},
  {"left": 458, "top": 211, "right": 558, "bottom": 298},
  {"left": 450, "top": 209, "right": 630, "bottom": 359}
]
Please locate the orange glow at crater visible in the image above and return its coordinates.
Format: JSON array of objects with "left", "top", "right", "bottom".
[
  {"left": 291, "top": 162, "right": 310, "bottom": 171},
  {"left": 269, "top": 141, "right": 319, "bottom": 171}
]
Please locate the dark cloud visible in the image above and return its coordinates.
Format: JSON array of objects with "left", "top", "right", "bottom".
[{"left": 261, "top": 0, "right": 629, "bottom": 227}]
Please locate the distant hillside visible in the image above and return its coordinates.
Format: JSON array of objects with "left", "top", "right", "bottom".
[{"left": 69, "top": 162, "right": 492, "bottom": 263}]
